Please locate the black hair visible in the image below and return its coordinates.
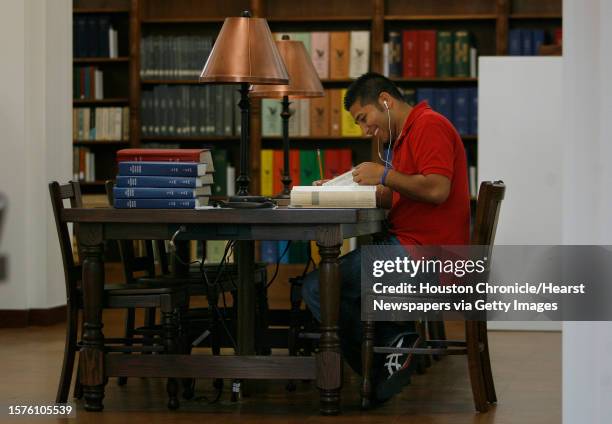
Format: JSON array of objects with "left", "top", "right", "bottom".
[{"left": 343, "top": 72, "right": 404, "bottom": 111}]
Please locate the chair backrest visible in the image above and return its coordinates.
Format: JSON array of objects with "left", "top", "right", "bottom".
[
  {"left": 105, "top": 180, "right": 159, "bottom": 282},
  {"left": 471, "top": 181, "right": 506, "bottom": 259},
  {"left": 49, "top": 181, "right": 83, "bottom": 303}
]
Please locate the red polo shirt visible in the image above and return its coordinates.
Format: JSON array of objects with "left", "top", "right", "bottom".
[{"left": 387, "top": 101, "right": 470, "bottom": 246}]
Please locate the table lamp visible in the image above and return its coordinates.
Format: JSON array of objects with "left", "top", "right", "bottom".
[
  {"left": 251, "top": 35, "right": 324, "bottom": 198},
  {"left": 199, "top": 11, "right": 289, "bottom": 205}
]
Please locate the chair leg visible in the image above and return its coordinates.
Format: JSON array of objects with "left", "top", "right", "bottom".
[
  {"left": 178, "top": 304, "right": 195, "bottom": 400},
  {"left": 56, "top": 305, "right": 78, "bottom": 404},
  {"left": 414, "top": 320, "right": 430, "bottom": 373},
  {"left": 73, "top": 359, "right": 83, "bottom": 399},
  {"left": 428, "top": 321, "right": 446, "bottom": 361},
  {"left": 118, "top": 308, "right": 136, "bottom": 386},
  {"left": 360, "top": 320, "right": 375, "bottom": 409},
  {"left": 465, "top": 321, "right": 489, "bottom": 412},
  {"left": 162, "top": 304, "right": 180, "bottom": 410},
  {"left": 478, "top": 321, "right": 497, "bottom": 403}
]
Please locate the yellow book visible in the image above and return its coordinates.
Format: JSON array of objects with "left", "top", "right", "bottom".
[
  {"left": 260, "top": 149, "right": 274, "bottom": 197},
  {"left": 340, "top": 88, "right": 363, "bottom": 136}
]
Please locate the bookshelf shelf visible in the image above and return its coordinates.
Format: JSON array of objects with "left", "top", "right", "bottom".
[
  {"left": 384, "top": 14, "right": 497, "bottom": 21},
  {"left": 73, "top": 98, "right": 129, "bottom": 105},
  {"left": 74, "top": 57, "right": 129, "bottom": 64},
  {"left": 392, "top": 77, "right": 478, "bottom": 83},
  {"left": 74, "top": 8, "right": 129, "bottom": 14},
  {"left": 73, "top": 141, "right": 129, "bottom": 146},
  {"left": 141, "top": 80, "right": 200, "bottom": 85},
  {"left": 462, "top": 135, "right": 477, "bottom": 141},
  {"left": 141, "top": 136, "right": 240, "bottom": 143},
  {"left": 141, "top": 17, "right": 225, "bottom": 24},
  {"left": 267, "top": 16, "right": 371, "bottom": 23},
  {"left": 509, "top": 13, "right": 562, "bottom": 20}
]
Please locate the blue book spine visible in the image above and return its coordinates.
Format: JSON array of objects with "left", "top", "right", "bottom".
[
  {"left": 260, "top": 241, "right": 279, "bottom": 264},
  {"left": 522, "top": 29, "right": 534, "bottom": 56},
  {"left": 278, "top": 241, "right": 290, "bottom": 264},
  {"left": 388, "top": 31, "right": 403, "bottom": 78},
  {"left": 113, "top": 198, "right": 195, "bottom": 209},
  {"left": 532, "top": 29, "right": 546, "bottom": 56},
  {"left": 416, "top": 88, "right": 435, "bottom": 105},
  {"left": 115, "top": 176, "right": 198, "bottom": 188},
  {"left": 508, "top": 29, "right": 522, "bottom": 56},
  {"left": 452, "top": 88, "right": 470, "bottom": 136},
  {"left": 433, "top": 88, "right": 453, "bottom": 120},
  {"left": 469, "top": 87, "right": 478, "bottom": 136},
  {"left": 113, "top": 187, "right": 197, "bottom": 199},
  {"left": 118, "top": 161, "right": 202, "bottom": 177}
]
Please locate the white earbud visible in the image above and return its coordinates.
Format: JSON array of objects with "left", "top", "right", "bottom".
[{"left": 383, "top": 100, "right": 389, "bottom": 110}]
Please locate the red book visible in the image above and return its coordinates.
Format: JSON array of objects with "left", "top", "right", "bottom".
[
  {"left": 554, "top": 28, "right": 562, "bottom": 45},
  {"left": 324, "top": 149, "right": 340, "bottom": 179},
  {"left": 289, "top": 149, "right": 301, "bottom": 187},
  {"left": 116, "top": 149, "right": 213, "bottom": 168},
  {"left": 419, "top": 30, "right": 437, "bottom": 77},
  {"left": 272, "top": 150, "right": 284, "bottom": 195},
  {"left": 402, "top": 30, "right": 420, "bottom": 77},
  {"left": 339, "top": 149, "right": 352, "bottom": 173}
]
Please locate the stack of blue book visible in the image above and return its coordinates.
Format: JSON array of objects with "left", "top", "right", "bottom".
[{"left": 112, "top": 149, "right": 214, "bottom": 209}]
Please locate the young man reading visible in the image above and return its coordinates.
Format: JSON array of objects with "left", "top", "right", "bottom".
[{"left": 301, "top": 73, "right": 471, "bottom": 402}]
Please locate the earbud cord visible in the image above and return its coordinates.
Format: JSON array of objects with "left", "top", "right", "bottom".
[{"left": 378, "top": 105, "right": 394, "bottom": 169}]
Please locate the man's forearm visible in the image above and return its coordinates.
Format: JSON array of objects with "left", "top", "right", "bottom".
[
  {"left": 384, "top": 169, "right": 450, "bottom": 205},
  {"left": 376, "top": 185, "right": 393, "bottom": 209}
]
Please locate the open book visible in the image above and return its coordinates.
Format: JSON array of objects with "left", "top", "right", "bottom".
[{"left": 289, "top": 169, "right": 377, "bottom": 208}]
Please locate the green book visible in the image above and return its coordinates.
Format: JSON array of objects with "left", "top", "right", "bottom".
[
  {"left": 289, "top": 32, "right": 311, "bottom": 55},
  {"left": 299, "top": 150, "right": 319, "bottom": 187},
  {"left": 437, "top": 31, "right": 454, "bottom": 77},
  {"left": 453, "top": 31, "right": 470, "bottom": 77},
  {"left": 211, "top": 149, "right": 227, "bottom": 196}
]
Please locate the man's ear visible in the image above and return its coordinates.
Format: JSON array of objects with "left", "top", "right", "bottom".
[{"left": 379, "top": 92, "right": 392, "bottom": 109}]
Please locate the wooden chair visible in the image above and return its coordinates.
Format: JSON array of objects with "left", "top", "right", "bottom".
[
  {"left": 49, "top": 181, "right": 189, "bottom": 410},
  {"left": 361, "top": 180, "right": 506, "bottom": 412}
]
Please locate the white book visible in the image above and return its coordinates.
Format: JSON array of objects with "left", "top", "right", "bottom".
[
  {"left": 226, "top": 165, "right": 236, "bottom": 197},
  {"left": 322, "top": 168, "right": 357, "bottom": 187},
  {"left": 109, "top": 26, "right": 118, "bottom": 58},
  {"left": 382, "top": 43, "right": 390, "bottom": 77},
  {"left": 311, "top": 32, "right": 330, "bottom": 79},
  {"left": 299, "top": 99, "right": 310, "bottom": 136},
  {"left": 94, "top": 69, "right": 104, "bottom": 100},
  {"left": 349, "top": 31, "right": 370, "bottom": 78},
  {"left": 288, "top": 100, "right": 300, "bottom": 136},
  {"left": 290, "top": 185, "right": 376, "bottom": 208}
]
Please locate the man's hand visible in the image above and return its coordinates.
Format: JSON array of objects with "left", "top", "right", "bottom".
[
  {"left": 352, "top": 162, "right": 386, "bottom": 185},
  {"left": 313, "top": 179, "right": 330, "bottom": 186}
]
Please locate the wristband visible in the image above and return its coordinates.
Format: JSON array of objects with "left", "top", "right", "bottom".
[{"left": 380, "top": 167, "right": 391, "bottom": 186}]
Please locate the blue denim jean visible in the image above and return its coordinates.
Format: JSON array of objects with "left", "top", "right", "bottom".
[{"left": 301, "top": 235, "right": 415, "bottom": 375}]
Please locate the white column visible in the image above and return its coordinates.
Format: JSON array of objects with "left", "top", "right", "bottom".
[
  {"left": 562, "top": 0, "right": 612, "bottom": 423},
  {"left": 0, "top": 0, "right": 71, "bottom": 311}
]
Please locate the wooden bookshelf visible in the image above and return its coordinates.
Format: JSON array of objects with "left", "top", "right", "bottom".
[{"left": 74, "top": 0, "right": 562, "bottom": 197}]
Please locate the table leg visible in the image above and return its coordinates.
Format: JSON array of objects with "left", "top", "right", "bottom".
[
  {"left": 235, "top": 240, "right": 255, "bottom": 355},
  {"left": 78, "top": 224, "right": 106, "bottom": 411},
  {"left": 316, "top": 241, "right": 343, "bottom": 415}
]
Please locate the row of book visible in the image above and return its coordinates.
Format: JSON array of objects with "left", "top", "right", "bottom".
[
  {"left": 140, "top": 35, "right": 213, "bottom": 80},
  {"left": 112, "top": 149, "right": 215, "bottom": 209},
  {"left": 261, "top": 89, "right": 361, "bottom": 137},
  {"left": 260, "top": 149, "right": 353, "bottom": 197},
  {"left": 73, "top": 107, "right": 130, "bottom": 141},
  {"left": 408, "top": 87, "right": 478, "bottom": 136},
  {"left": 273, "top": 31, "right": 370, "bottom": 79},
  {"left": 73, "top": 15, "right": 119, "bottom": 58},
  {"left": 73, "top": 67, "right": 104, "bottom": 100},
  {"left": 73, "top": 147, "right": 96, "bottom": 182},
  {"left": 260, "top": 238, "right": 357, "bottom": 265},
  {"left": 508, "top": 28, "right": 562, "bottom": 56},
  {"left": 140, "top": 85, "right": 241, "bottom": 137},
  {"left": 383, "top": 30, "right": 476, "bottom": 79}
]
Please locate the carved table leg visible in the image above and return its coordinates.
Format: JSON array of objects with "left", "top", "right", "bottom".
[
  {"left": 361, "top": 320, "right": 375, "bottom": 409},
  {"left": 78, "top": 224, "right": 106, "bottom": 411},
  {"left": 316, "top": 241, "right": 342, "bottom": 415}
]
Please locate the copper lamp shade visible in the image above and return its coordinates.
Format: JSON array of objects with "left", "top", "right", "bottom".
[
  {"left": 199, "top": 16, "right": 289, "bottom": 85},
  {"left": 250, "top": 35, "right": 324, "bottom": 98}
]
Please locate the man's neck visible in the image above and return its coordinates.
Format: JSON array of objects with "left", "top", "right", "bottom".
[{"left": 393, "top": 102, "right": 413, "bottom": 139}]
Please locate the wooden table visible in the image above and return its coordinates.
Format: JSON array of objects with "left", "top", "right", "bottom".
[{"left": 62, "top": 207, "right": 384, "bottom": 415}]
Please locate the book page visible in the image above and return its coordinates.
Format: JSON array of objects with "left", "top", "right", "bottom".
[{"left": 322, "top": 169, "right": 357, "bottom": 187}]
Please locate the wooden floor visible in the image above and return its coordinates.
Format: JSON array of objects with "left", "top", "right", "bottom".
[{"left": 0, "top": 315, "right": 560, "bottom": 424}]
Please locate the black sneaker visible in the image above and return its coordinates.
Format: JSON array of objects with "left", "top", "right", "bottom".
[{"left": 374, "top": 332, "right": 420, "bottom": 402}]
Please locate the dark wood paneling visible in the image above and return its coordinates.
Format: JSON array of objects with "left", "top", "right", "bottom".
[
  {"left": 0, "top": 305, "right": 67, "bottom": 328},
  {"left": 264, "top": 0, "right": 371, "bottom": 20},
  {"left": 74, "top": 0, "right": 130, "bottom": 10},
  {"left": 385, "top": 0, "right": 496, "bottom": 16},
  {"left": 511, "top": 0, "right": 561, "bottom": 15},
  {"left": 141, "top": 0, "right": 251, "bottom": 21}
]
